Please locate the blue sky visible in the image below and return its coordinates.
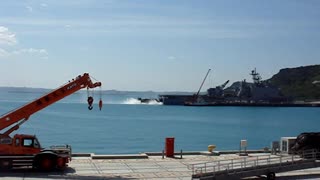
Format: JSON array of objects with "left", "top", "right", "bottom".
[{"left": 0, "top": 0, "right": 319, "bottom": 91}]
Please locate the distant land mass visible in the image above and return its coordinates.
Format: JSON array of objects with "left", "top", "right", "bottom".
[
  {"left": 267, "top": 64, "right": 320, "bottom": 100},
  {"left": 0, "top": 87, "right": 192, "bottom": 98},
  {"left": 0, "top": 87, "right": 51, "bottom": 94}
]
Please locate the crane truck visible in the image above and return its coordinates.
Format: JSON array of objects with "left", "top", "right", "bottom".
[{"left": 0, "top": 73, "right": 102, "bottom": 170}]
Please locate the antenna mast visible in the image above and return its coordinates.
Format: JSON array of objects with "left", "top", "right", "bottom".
[{"left": 250, "top": 68, "right": 262, "bottom": 84}]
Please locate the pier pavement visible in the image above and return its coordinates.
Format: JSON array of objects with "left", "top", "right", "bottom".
[{"left": 1, "top": 152, "right": 320, "bottom": 179}]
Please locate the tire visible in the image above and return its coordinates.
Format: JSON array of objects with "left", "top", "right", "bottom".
[
  {"left": 34, "top": 154, "right": 57, "bottom": 171},
  {"left": 56, "top": 157, "right": 67, "bottom": 169},
  {"left": 0, "top": 160, "right": 12, "bottom": 170},
  {"left": 267, "top": 172, "right": 276, "bottom": 180}
]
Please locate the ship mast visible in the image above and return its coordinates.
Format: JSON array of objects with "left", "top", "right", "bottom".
[{"left": 250, "top": 68, "right": 262, "bottom": 84}]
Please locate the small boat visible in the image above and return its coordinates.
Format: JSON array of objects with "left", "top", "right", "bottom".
[{"left": 137, "top": 98, "right": 160, "bottom": 104}]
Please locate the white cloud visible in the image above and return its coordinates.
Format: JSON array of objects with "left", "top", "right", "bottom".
[
  {"left": 12, "top": 48, "right": 49, "bottom": 59},
  {"left": 12, "top": 48, "right": 48, "bottom": 55},
  {"left": 41, "top": 3, "right": 48, "bottom": 7},
  {"left": 168, "top": 56, "right": 177, "bottom": 60},
  {"left": 0, "top": 48, "right": 49, "bottom": 59},
  {"left": 0, "top": 48, "right": 9, "bottom": 57},
  {"left": 0, "top": 26, "right": 48, "bottom": 60},
  {"left": 26, "top": 5, "right": 33, "bottom": 12},
  {"left": 64, "top": 24, "right": 72, "bottom": 29},
  {"left": 0, "top": 26, "right": 17, "bottom": 45}
]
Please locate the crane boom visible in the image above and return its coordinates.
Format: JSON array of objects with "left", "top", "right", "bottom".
[
  {"left": 193, "top": 69, "right": 211, "bottom": 102},
  {"left": 195, "top": 69, "right": 211, "bottom": 100},
  {"left": 0, "top": 73, "right": 102, "bottom": 135},
  {"left": 219, "top": 80, "right": 229, "bottom": 89}
]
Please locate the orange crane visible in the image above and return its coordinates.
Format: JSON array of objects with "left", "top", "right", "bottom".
[{"left": 0, "top": 73, "right": 102, "bottom": 170}]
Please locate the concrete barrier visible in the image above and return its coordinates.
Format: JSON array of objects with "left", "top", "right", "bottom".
[{"left": 92, "top": 153, "right": 148, "bottom": 159}]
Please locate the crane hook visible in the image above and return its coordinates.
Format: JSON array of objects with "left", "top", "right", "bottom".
[{"left": 87, "top": 96, "right": 94, "bottom": 110}]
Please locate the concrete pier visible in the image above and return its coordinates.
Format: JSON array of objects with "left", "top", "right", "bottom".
[{"left": 1, "top": 152, "right": 320, "bottom": 179}]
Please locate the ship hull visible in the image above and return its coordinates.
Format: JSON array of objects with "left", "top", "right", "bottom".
[
  {"left": 159, "top": 95, "right": 194, "bottom": 105},
  {"left": 184, "top": 102, "right": 320, "bottom": 107}
]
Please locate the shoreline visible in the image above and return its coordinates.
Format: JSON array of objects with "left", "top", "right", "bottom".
[{"left": 184, "top": 102, "right": 320, "bottom": 107}]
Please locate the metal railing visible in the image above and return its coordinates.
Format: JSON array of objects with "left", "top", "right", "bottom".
[{"left": 189, "top": 149, "right": 320, "bottom": 176}]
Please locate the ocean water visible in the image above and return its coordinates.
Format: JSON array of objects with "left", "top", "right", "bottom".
[{"left": 0, "top": 90, "right": 319, "bottom": 154}]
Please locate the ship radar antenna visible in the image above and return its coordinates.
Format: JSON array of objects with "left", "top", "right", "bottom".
[{"left": 250, "top": 68, "right": 262, "bottom": 84}]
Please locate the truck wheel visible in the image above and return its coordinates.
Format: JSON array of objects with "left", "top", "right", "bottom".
[
  {"left": 0, "top": 160, "right": 12, "bottom": 170},
  {"left": 56, "top": 157, "right": 67, "bottom": 169},
  {"left": 267, "top": 172, "right": 276, "bottom": 180},
  {"left": 35, "top": 155, "right": 57, "bottom": 171}
]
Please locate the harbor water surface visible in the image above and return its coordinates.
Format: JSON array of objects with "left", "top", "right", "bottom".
[{"left": 0, "top": 90, "right": 319, "bottom": 154}]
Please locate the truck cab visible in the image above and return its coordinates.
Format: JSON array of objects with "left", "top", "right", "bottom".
[
  {"left": 13, "top": 134, "right": 42, "bottom": 155},
  {"left": 0, "top": 134, "right": 41, "bottom": 155}
]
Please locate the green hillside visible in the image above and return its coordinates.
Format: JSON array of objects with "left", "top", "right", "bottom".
[{"left": 268, "top": 65, "right": 320, "bottom": 100}]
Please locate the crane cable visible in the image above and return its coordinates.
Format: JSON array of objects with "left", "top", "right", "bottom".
[
  {"left": 99, "top": 86, "right": 103, "bottom": 111},
  {"left": 91, "top": 75, "right": 103, "bottom": 111},
  {"left": 87, "top": 75, "right": 103, "bottom": 111}
]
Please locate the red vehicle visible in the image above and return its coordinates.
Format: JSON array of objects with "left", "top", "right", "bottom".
[{"left": 0, "top": 73, "right": 102, "bottom": 170}]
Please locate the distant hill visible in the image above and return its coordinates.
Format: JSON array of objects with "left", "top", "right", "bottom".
[
  {"left": 267, "top": 65, "right": 320, "bottom": 100},
  {"left": 0, "top": 87, "right": 193, "bottom": 98},
  {"left": 0, "top": 87, "right": 50, "bottom": 94}
]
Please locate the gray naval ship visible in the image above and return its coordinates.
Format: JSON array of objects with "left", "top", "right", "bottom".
[{"left": 159, "top": 69, "right": 299, "bottom": 106}]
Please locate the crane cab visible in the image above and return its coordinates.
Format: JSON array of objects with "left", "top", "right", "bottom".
[{"left": 0, "top": 134, "right": 42, "bottom": 155}]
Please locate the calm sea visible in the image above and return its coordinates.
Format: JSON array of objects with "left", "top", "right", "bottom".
[{"left": 0, "top": 90, "right": 319, "bottom": 154}]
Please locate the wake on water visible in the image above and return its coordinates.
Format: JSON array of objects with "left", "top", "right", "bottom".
[{"left": 122, "top": 98, "right": 163, "bottom": 105}]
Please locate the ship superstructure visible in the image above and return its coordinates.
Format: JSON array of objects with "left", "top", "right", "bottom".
[{"left": 221, "top": 68, "right": 288, "bottom": 103}]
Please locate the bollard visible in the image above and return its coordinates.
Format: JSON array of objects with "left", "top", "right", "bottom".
[
  {"left": 180, "top": 149, "right": 183, "bottom": 159},
  {"left": 162, "top": 150, "right": 164, "bottom": 159},
  {"left": 208, "top": 145, "right": 216, "bottom": 152},
  {"left": 165, "top": 137, "right": 175, "bottom": 158}
]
